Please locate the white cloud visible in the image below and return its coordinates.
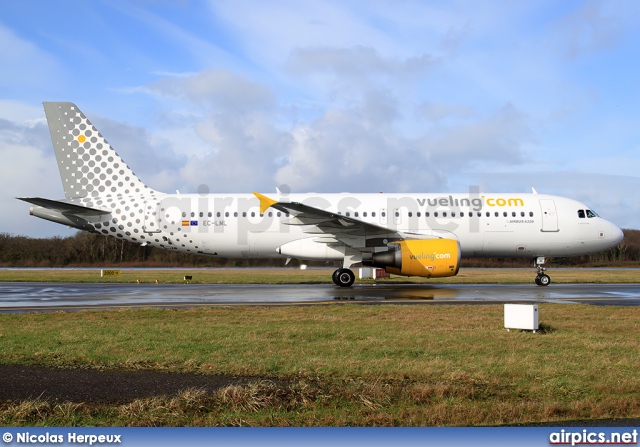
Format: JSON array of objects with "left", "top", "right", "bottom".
[
  {"left": 149, "top": 69, "right": 275, "bottom": 113},
  {"left": 559, "top": 1, "right": 622, "bottom": 59},
  {"left": 139, "top": 70, "right": 287, "bottom": 192},
  {"left": 274, "top": 101, "right": 532, "bottom": 194},
  {"left": 178, "top": 112, "right": 290, "bottom": 192},
  {"left": 288, "top": 46, "right": 437, "bottom": 79},
  {"left": 0, "top": 100, "right": 44, "bottom": 123},
  {"left": 418, "top": 102, "right": 473, "bottom": 123}
]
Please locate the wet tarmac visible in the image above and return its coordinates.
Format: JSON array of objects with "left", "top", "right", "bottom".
[{"left": 1, "top": 282, "right": 639, "bottom": 312}]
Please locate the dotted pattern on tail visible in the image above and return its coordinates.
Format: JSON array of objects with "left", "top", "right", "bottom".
[
  {"left": 44, "top": 102, "right": 156, "bottom": 200},
  {"left": 43, "top": 102, "right": 162, "bottom": 237}
]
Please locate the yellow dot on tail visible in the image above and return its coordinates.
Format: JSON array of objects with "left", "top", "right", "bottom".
[{"left": 78, "top": 135, "right": 86, "bottom": 143}]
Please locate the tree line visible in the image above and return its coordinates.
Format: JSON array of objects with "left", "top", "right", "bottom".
[{"left": 1, "top": 229, "right": 639, "bottom": 268}]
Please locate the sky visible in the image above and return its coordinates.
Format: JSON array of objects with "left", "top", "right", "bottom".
[{"left": 1, "top": 0, "right": 639, "bottom": 237}]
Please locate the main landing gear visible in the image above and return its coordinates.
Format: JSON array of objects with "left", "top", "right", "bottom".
[
  {"left": 332, "top": 268, "right": 355, "bottom": 287},
  {"left": 534, "top": 256, "right": 551, "bottom": 286}
]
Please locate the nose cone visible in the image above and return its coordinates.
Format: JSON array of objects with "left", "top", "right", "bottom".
[{"left": 610, "top": 223, "right": 624, "bottom": 247}]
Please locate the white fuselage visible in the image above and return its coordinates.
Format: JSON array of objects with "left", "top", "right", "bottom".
[{"left": 67, "top": 191, "right": 621, "bottom": 261}]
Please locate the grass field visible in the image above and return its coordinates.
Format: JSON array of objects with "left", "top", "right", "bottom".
[
  {"left": 1, "top": 304, "right": 639, "bottom": 426},
  {"left": 0, "top": 267, "right": 639, "bottom": 284}
]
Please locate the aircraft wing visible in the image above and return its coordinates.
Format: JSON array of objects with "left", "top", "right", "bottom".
[
  {"left": 253, "top": 192, "right": 426, "bottom": 249},
  {"left": 17, "top": 197, "right": 111, "bottom": 216}
]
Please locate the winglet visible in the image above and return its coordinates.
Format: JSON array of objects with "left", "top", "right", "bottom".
[{"left": 253, "top": 192, "right": 278, "bottom": 213}]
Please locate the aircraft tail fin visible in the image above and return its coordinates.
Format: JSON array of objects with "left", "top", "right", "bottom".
[{"left": 43, "top": 102, "right": 157, "bottom": 200}]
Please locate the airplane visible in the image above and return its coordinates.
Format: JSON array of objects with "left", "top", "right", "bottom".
[{"left": 19, "top": 102, "right": 624, "bottom": 287}]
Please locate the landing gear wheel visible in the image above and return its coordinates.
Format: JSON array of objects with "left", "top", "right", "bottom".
[
  {"left": 537, "top": 274, "right": 551, "bottom": 286},
  {"left": 334, "top": 268, "right": 355, "bottom": 287},
  {"left": 332, "top": 269, "right": 341, "bottom": 286},
  {"left": 534, "top": 256, "right": 551, "bottom": 286}
]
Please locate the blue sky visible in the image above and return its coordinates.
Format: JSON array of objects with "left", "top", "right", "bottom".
[{"left": 1, "top": 0, "right": 639, "bottom": 237}]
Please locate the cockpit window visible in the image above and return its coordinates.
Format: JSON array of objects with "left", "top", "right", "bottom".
[
  {"left": 578, "top": 210, "right": 585, "bottom": 218},
  {"left": 586, "top": 209, "right": 598, "bottom": 218}
]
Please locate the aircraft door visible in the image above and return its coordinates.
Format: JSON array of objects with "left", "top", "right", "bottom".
[
  {"left": 539, "top": 199, "right": 558, "bottom": 232},
  {"left": 143, "top": 201, "right": 161, "bottom": 233}
]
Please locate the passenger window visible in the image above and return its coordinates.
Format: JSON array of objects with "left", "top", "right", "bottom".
[
  {"left": 182, "top": 212, "right": 186, "bottom": 218},
  {"left": 251, "top": 212, "right": 255, "bottom": 217},
  {"left": 381, "top": 212, "right": 386, "bottom": 217},
  {"left": 495, "top": 212, "right": 499, "bottom": 217},
  {"left": 578, "top": 210, "right": 585, "bottom": 218},
  {"left": 395, "top": 211, "right": 400, "bottom": 217},
  {"left": 425, "top": 212, "right": 430, "bottom": 217},
  {"left": 217, "top": 212, "right": 221, "bottom": 218},
  {"left": 234, "top": 212, "right": 238, "bottom": 217},
  {"left": 242, "top": 212, "right": 246, "bottom": 217},
  {"left": 451, "top": 212, "right": 455, "bottom": 217},
  {"left": 200, "top": 212, "right": 204, "bottom": 217},
  {"left": 434, "top": 212, "right": 439, "bottom": 217},
  {"left": 346, "top": 212, "right": 351, "bottom": 217},
  {"left": 529, "top": 212, "right": 534, "bottom": 217},
  {"left": 503, "top": 212, "right": 507, "bottom": 217},
  {"left": 372, "top": 212, "right": 376, "bottom": 217},
  {"left": 268, "top": 212, "right": 272, "bottom": 217},
  {"left": 277, "top": 212, "right": 281, "bottom": 217},
  {"left": 225, "top": 212, "right": 229, "bottom": 217},
  {"left": 208, "top": 212, "right": 212, "bottom": 218},
  {"left": 486, "top": 212, "right": 490, "bottom": 217},
  {"left": 354, "top": 212, "right": 359, "bottom": 217},
  {"left": 520, "top": 212, "right": 525, "bottom": 217},
  {"left": 512, "top": 212, "right": 516, "bottom": 217},
  {"left": 191, "top": 212, "right": 195, "bottom": 217},
  {"left": 408, "top": 212, "right": 412, "bottom": 217},
  {"left": 477, "top": 212, "right": 481, "bottom": 217},
  {"left": 363, "top": 212, "right": 368, "bottom": 217},
  {"left": 443, "top": 212, "right": 447, "bottom": 217},
  {"left": 417, "top": 212, "right": 421, "bottom": 217}
]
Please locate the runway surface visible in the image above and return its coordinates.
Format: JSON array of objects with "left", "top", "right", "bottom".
[{"left": 1, "top": 282, "right": 640, "bottom": 312}]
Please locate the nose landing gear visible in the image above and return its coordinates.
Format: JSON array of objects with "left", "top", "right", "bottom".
[{"left": 534, "top": 257, "right": 551, "bottom": 286}]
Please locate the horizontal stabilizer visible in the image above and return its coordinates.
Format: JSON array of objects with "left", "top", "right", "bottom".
[{"left": 17, "top": 197, "right": 111, "bottom": 215}]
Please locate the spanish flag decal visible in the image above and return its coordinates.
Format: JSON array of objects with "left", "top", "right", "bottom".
[{"left": 182, "top": 220, "right": 190, "bottom": 226}]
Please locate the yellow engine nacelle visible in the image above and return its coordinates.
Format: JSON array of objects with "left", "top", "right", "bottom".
[{"left": 364, "top": 239, "right": 461, "bottom": 278}]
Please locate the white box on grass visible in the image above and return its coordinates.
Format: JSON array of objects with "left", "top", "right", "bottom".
[{"left": 504, "top": 304, "right": 539, "bottom": 331}]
